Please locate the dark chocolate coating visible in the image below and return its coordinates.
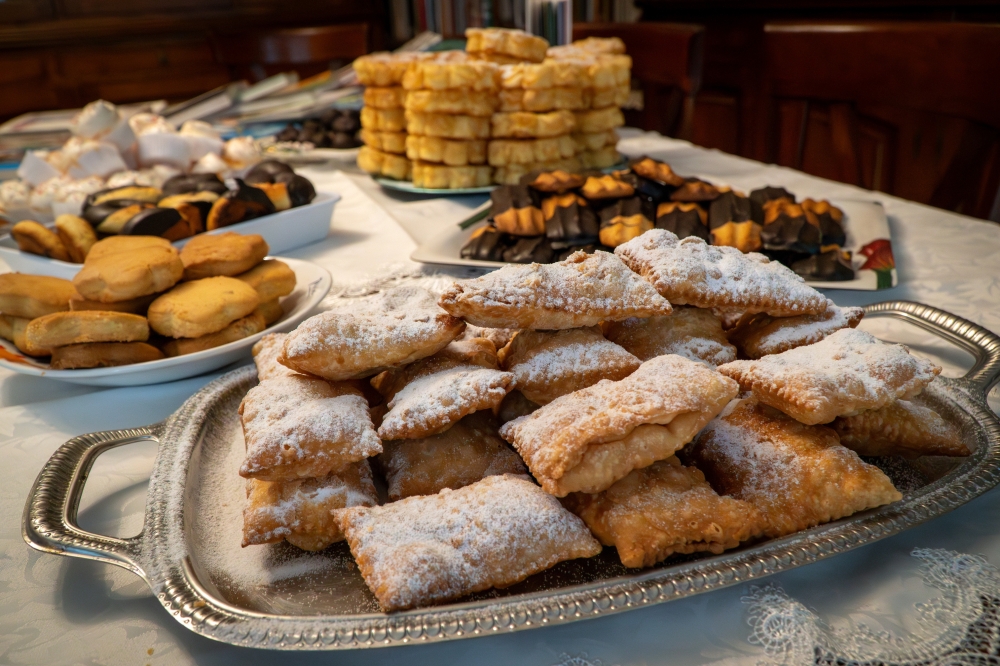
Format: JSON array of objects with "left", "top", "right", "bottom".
[
  {"left": 80, "top": 201, "right": 129, "bottom": 226},
  {"left": 502, "top": 236, "right": 554, "bottom": 264},
  {"left": 655, "top": 206, "right": 710, "bottom": 242},
  {"left": 244, "top": 160, "right": 296, "bottom": 185},
  {"left": 816, "top": 211, "right": 847, "bottom": 248},
  {"left": 545, "top": 203, "right": 599, "bottom": 243},
  {"left": 750, "top": 186, "right": 796, "bottom": 223},
  {"left": 490, "top": 185, "right": 540, "bottom": 219},
  {"left": 617, "top": 172, "right": 674, "bottom": 203},
  {"left": 598, "top": 196, "right": 653, "bottom": 226},
  {"left": 760, "top": 207, "right": 822, "bottom": 254},
  {"left": 709, "top": 191, "right": 753, "bottom": 230},
  {"left": 276, "top": 126, "right": 299, "bottom": 142},
  {"left": 119, "top": 207, "right": 183, "bottom": 237},
  {"left": 162, "top": 173, "right": 228, "bottom": 196},
  {"left": 461, "top": 226, "right": 514, "bottom": 262},
  {"left": 792, "top": 249, "right": 855, "bottom": 281},
  {"left": 274, "top": 173, "right": 317, "bottom": 207}
]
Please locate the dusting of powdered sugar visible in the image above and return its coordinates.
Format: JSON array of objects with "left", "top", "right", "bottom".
[
  {"left": 251, "top": 333, "right": 296, "bottom": 380},
  {"left": 614, "top": 229, "right": 828, "bottom": 316},
  {"left": 731, "top": 301, "right": 865, "bottom": 358}
]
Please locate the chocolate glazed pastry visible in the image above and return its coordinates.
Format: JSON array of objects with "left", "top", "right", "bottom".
[
  {"left": 749, "top": 186, "right": 796, "bottom": 223},
  {"left": 629, "top": 156, "right": 686, "bottom": 187},
  {"left": 802, "top": 199, "right": 847, "bottom": 248},
  {"left": 709, "top": 191, "right": 762, "bottom": 253},
  {"left": 274, "top": 173, "right": 316, "bottom": 207},
  {"left": 205, "top": 179, "right": 276, "bottom": 230},
  {"left": 461, "top": 225, "right": 515, "bottom": 261},
  {"left": 655, "top": 202, "right": 709, "bottom": 242},
  {"left": 544, "top": 195, "right": 599, "bottom": 244},
  {"left": 760, "top": 199, "right": 822, "bottom": 254},
  {"left": 502, "top": 236, "right": 554, "bottom": 264},
  {"left": 161, "top": 173, "right": 228, "bottom": 196},
  {"left": 598, "top": 196, "right": 654, "bottom": 248},
  {"left": 82, "top": 186, "right": 163, "bottom": 227},
  {"left": 670, "top": 178, "right": 723, "bottom": 203},
  {"left": 491, "top": 184, "right": 544, "bottom": 236},
  {"left": 244, "top": 160, "right": 296, "bottom": 185},
  {"left": 792, "top": 247, "right": 855, "bottom": 281},
  {"left": 119, "top": 207, "right": 184, "bottom": 238}
]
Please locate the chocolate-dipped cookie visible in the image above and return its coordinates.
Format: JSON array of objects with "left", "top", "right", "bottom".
[
  {"left": 792, "top": 248, "right": 855, "bottom": 281},
  {"left": 670, "top": 178, "right": 724, "bottom": 203},
  {"left": 491, "top": 184, "right": 544, "bottom": 236},
  {"left": 461, "top": 225, "right": 514, "bottom": 262},
  {"left": 161, "top": 173, "right": 228, "bottom": 196},
  {"left": 120, "top": 207, "right": 184, "bottom": 238},
  {"left": 244, "top": 159, "right": 296, "bottom": 185},
  {"left": 709, "top": 191, "right": 762, "bottom": 253},
  {"left": 760, "top": 199, "right": 822, "bottom": 254},
  {"left": 502, "top": 236, "right": 554, "bottom": 264},
  {"left": 629, "top": 156, "right": 685, "bottom": 187},
  {"left": 598, "top": 196, "right": 654, "bottom": 247},
  {"left": 802, "top": 199, "right": 846, "bottom": 248},
  {"left": 273, "top": 173, "right": 316, "bottom": 207},
  {"left": 526, "top": 170, "right": 586, "bottom": 194},
  {"left": 749, "top": 186, "right": 796, "bottom": 222},
  {"left": 654, "top": 201, "right": 710, "bottom": 242},
  {"left": 206, "top": 179, "right": 276, "bottom": 230},
  {"left": 543, "top": 193, "right": 599, "bottom": 244}
]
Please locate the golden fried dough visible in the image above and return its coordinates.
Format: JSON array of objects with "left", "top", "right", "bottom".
[
  {"left": 405, "top": 112, "right": 491, "bottom": 139},
  {"left": 831, "top": 396, "right": 969, "bottom": 458},
  {"left": 411, "top": 162, "right": 492, "bottom": 189},
  {"left": 487, "top": 135, "right": 576, "bottom": 166},
  {"left": 604, "top": 308, "right": 737, "bottom": 367},
  {"left": 362, "top": 86, "right": 406, "bottom": 109},
  {"left": 466, "top": 27, "right": 549, "bottom": 63},
  {"left": 357, "top": 146, "right": 412, "bottom": 180},
  {"left": 359, "top": 129, "right": 407, "bottom": 154},
  {"left": 490, "top": 110, "right": 576, "bottom": 138},
  {"left": 574, "top": 107, "right": 625, "bottom": 133},
  {"left": 498, "top": 87, "right": 590, "bottom": 112},
  {"left": 360, "top": 106, "right": 406, "bottom": 132},
  {"left": 402, "top": 53, "right": 501, "bottom": 91},
  {"left": 404, "top": 89, "right": 498, "bottom": 116},
  {"left": 727, "top": 301, "right": 865, "bottom": 359},
  {"left": 251, "top": 332, "right": 295, "bottom": 381},
  {"left": 354, "top": 51, "right": 434, "bottom": 87}
]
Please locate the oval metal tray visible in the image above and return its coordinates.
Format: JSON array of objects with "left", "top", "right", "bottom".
[{"left": 21, "top": 300, "right": 1000, "bottom": 650}]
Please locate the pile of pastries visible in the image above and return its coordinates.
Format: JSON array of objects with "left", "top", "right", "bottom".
[
  {"left": 10, "top": 160, "right": 315, "bottom": 264},
  {"left": 239, "top": 228, "right": 965, "bottom": 612},
  {"left": 2, "top": 99, "right": 270, "bottom": 226},
  {"left": 355, "top": 28, "right": 630, "bottom": 187},
  {"left": 0, "top": 231, "right": 294, "bottom": 367},
  {"left": 462, "top": 157, "right": 857, "bottom": 281}
]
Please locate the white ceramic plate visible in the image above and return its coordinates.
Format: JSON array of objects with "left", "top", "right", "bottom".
[
  {"left": 410, "top": 198, "right": 898, "bottom": 290},
  {"left": 0, "top": 257, "right": 330, "bottom": 386},
  {"left": 0, "top": 192, "right": 340, "bottom": 279}
]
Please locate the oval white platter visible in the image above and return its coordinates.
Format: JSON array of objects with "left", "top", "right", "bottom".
[{"left": 0, "top": 257, "right": 330, "bottom": 387}]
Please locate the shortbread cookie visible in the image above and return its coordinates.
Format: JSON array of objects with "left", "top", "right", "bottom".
[
  {"left": 488, "top": 136, "right": 576, "bottom": 166},
  {"left": 490, "top": 110, "right": 576, "bottom": 138},
  {"left": 243, "top": 461, "right": 378, "bottom": 550},
  {"left": 49, "top": 341, "right": 164, "bottom": 369},
  {"left": 405, "top": 112, "right": 491, "bottom": 139},
  {"left": 686, "top": 396, "right": 902, "bottom": 538},
  {"left": 161, "top": 312, "right": 266, "bottom": 356},
  {"left": 74, "top": 240, "right": 183, "bottom": 303},
  {"left": 180, "top": 232, "right": 269, "bottom": 280},
  {"left": 615, "top": 230, "right": 829, "bottom": 316},
  {"left": 411, "top": 162, "right": 492, "bottom": 189},
  {"left": 378, "top": 361, "right": 515, "bottom": 440},
  {"left": 402, "top": 53, "right": 501, "bottom": 91},
  {"left": 69, "top": 292, "right": 157, "bottom": 315},
  {"left": 359, "top": 129, "right": 407, "bottom": 154},
  {"left": 234, "top": 259, "right": 296, "bottom": 302},
  {"left": 831, "top": 396, "right": 969, "bottom": 458},
  {"left": 498, "top": 87, "right": 590, "bottom": 112},
  {"left": 281, "top": 286, "right": 464, "bottom": 381},
  {"left": 10, "top": 221, "right": 71, "bottom": 262},
  {"left": 604, "top": 308, "right": 737, "bottom": 367},
  {"left": 563, "top": 457, "right": 764, "bottom": 568},
  {"left": 336, "top": 474, "right": 601, "bottom": 611},
  {"left": 404, "top": 90, "right": 498, "bottom": 116},
  {"left": 499, "top": 326, "right": 640, "bottom": 404},
  {"left": 501, "top": 354, "right": 739, "bottom": 496},
  {"left": 574, "top": 107, "right": 625, "bottom": 133},
  {"left": 357, "top": 146, "right": 412, "bottom": 180},
  {"left": 718, "top": 328, "right": 941, "bottom": 425},
  {"left": 252, "top": 332, "right": 295, "bottom": 381},
  {"left": 254, "top": 299, "right": 283, "bottom": 326},
  {"left": 148, "top": 276, "right": 260, "bottom": 338},
  {"left": 466, "top": 27, "right": 549, "bottom": 63},
  {"left": 54, "top": 214, "right": 98, "bottom": 263},
  {"left": 239, "top": 375, "right": 382, "bottom": 481},
  {"left": 0, "top": 273, "right": 75, "bottom": 318},
  {"left": 359, "top": 106, "right": 406, "bottom": 132},
  {"left": 85, "top": 235, "right": 172, "bottom": 260},
  {"left": 0, "top": 313, "right": 50, "bottom": 356},
  {"left": 354, "top": 51, "right": 434, "bottom": 87},
  {"left": 727, "top": 302, "right": 865, "bottom": 359},
  {"left": 439, "top": 250, "right": 671, "bottom": 329},
  {"left": 405, "top": 136, "right": 487, "bottom": 166},
  {"left": 25, "top": 310, "right": 148, "bottom": 349},
  {"left": 362, "top": 86, "right": 406, "bottom": 109},
  {"left": 378, "top": 411, "right": 526, "bottom": 501}
]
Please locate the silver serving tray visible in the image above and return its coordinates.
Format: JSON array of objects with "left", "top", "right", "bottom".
[{"left": 22, "top": 300, "right": 1000, "bottom": 650}]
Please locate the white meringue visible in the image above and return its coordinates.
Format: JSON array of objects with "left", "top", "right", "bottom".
[
  {"left": 129, "top": 113, "right": 175, "bottom": 136},
  {"left": 16, "top": 150, "right": 62, "bottom": 187},
  {"left": 191, "top": 152, "right": 231, "bottom": 177},
  {"left": 29, "top": 175, "right": 74, "bottom": 219},
  {"left": 104, "top": 117, "right": 137, "bottom": 153},
  {"left": 70, "top": 100, "right": 119, "bottom": 139},
  {"left": 138, "top": 133, "right": 191, "bottom": 169},
  {"left": 68, "top": 141, "right": 128, "bottom": 179},
  {"left": 51, "top": 175, "right": 105, "bottom": 217},
  {"left": 180, "top": 120, "right": 224, "bottom": 161},
  {"left": 222, "top": 136, "right": 261, "bottom": 170}
]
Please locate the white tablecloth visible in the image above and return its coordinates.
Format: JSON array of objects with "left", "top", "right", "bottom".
[{"left": 2, "top": 132, "right": 999, "bottom": 665}]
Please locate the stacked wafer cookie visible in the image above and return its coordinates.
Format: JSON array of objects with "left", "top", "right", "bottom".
[
  {"left": 402, "top": 51, "right": 498, "bottom": 189},
  {"left": 355, "top": 52, "right": 433, "bottom": 181},
  {"left": 547, "top": 37, "right": 631, "bottom": 169}
]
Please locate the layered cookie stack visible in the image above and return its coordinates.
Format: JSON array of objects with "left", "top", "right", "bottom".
[
  {"left": 547, "top": 37, "right": 631, "bottom": 169},
  {"left": 355, "top": 52, "right": 430, "bottom": 182},
  {"left": 402, "top": 52, "right": 498, "bottom": 189}
]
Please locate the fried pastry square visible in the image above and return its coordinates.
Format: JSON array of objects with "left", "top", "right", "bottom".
[
  {"left": 252, "top": 332, "right": 296, "bottom": 380},
  {"left": 615, "top": 229, "right": 829, "bottom": 316},
  {"left": 727, "top": 301, "right": 865, "bottom": 359},
  {"left": 239, "top": 374, "right": 382, "bottom": 481},
  {"left": 335, "top": 474, "right": 601, "bottom": 611},
  {"left": 488, "top": 136, "right": 577, "bottom": 166},
  {"left": 590, "top": 84, "right": 630, "bottom": 109},
  {"left": 281, "top": 286, "right": 464, "bottom": 381},
  {"left": 438, "top": 249, "right": 672, "bottom": 329},
  {"left": 378, "top": 411, "right": 526, "bottom": 500},
  {"left": 490, "top": 110, "right": 576, "bottom": 138},
  {"left": 370, "top": 337, "right": 500, "bottom": 401},
  {"left": 718, "top": 328, "right": 941, "bottom": 425},
  {"left": 563, "top": 457, "right": 764, "bottom": 567},
  {"left": 405, "top": 135, "right": 487, "bottom": 166},
  {"left": 498, "top": 326, "right": 640, "bottom": 404},
  {"left": 242, "top": 461, "right": 378, "bottom": 550},
  {"left": 604, "top": 307, "right": 737, "bottom": 367},
  {"left": 686, "top": 396, "right": 902, "bottom": 538},
  {"left": 831, "top": 396, "right": 969, "bottom": 458},
  {"left": 500, "top": 354, "right": 739, "bottom": 496},
  {"left": 411, "top": 162, "right": 492, "bottom": 189},
  {"left": 460, "top": 324, "right": 518, "bottom": 350},
  {"left": 377, "top": 361, "right": 514, "bottom": 440}
]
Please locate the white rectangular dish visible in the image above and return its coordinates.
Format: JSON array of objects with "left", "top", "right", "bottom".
[
  {"left": 411, "top": 197, "right": 898, "bottom": 291},
  {"left": 0, "top": 192, "right": 340, "bottom": 279}
]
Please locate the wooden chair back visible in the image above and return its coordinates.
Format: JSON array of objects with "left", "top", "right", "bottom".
[
  {"left": 573, "top": 22, "right": 704, "bottom": 139},
  {"left": 762, "top": 21, "right": 1000, "bottom": 221},
  {"left": 211, "top": 24, "right": 370, "bottom": 81}
]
